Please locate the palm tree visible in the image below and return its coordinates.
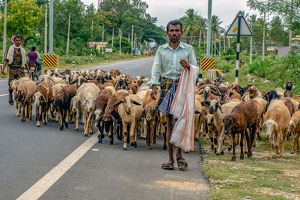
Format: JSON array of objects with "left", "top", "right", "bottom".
[
  {"left": 180, "top": 9, "right": 200, "bottom": 45},
  {"left": 211, "top": 15, "right": 223, "bottom": 55},
  {"left": 197, "top": 16, "right": 207, "bottom": 47}
]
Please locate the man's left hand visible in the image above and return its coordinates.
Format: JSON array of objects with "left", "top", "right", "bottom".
[{"left": 179, "top": 58, "right": 190, "bottom": 70}]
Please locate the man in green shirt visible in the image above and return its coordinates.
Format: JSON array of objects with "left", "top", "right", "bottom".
[{"left": 148, "top": 20, "right": 198, "bottom": 170}]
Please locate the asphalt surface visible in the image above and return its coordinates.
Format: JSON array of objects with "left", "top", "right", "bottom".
[{"left": 0, "top": 57, "right": 208, "bottom": 200}]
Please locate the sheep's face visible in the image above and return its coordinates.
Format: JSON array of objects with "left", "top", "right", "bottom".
[
  {"left": 65, "top": 74, "right": 71, "bottom": 84},
  {"left": 84, "top": 98, "right": 95, "bottom": 112},
  {"left": 71, "top": 97, "right": 79, "bottom": 112},
  {"left": 220, "top": 93, "right": 228, "bottom": 105},
  {"left": 123, "top": 97, "right": 132, "bottom": 115},
  {"left": 249, "top": 87, "right": 257, "bottom": 99},
  {"left": 206, "top": 114, "right": 214, "bottom": 126},
  {"left": 265, "top": 120, "right": 277, "bottom": 137},
  {"left": 209, "top": 100, "right": 218, "bottom": 114},
  {"left": 286, "top": 81, "right": 294, "bottom": 90},
  {"left": 34, "top": 92, "right": 46, "bottom": 107},
  {"left": 17, "top": 90, "right": 25, "bottom": 103},
  {"left": 145, "top": 104, "right": 155, "bottom": 121},
  {"left": 204, "top": 87, "right": 210, "bottom": 100},
  {"left": 54, "top": 69, "right": 60, "bottom": 77},
  {"left": 223, "top": 116, "right": 235, "bottom": 135}
]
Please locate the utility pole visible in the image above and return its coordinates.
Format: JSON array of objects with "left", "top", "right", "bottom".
[
  {"left": 199, "top": 29, "right": 201, "bottom": 47},
  {"left": 205, "top": 0, "right": 212, "bottom": 58},
  {"left": 219, "top": 33, "right": 221, "bottom": 57},
  {"left": 102, "top": 24, "right": 104, "bottom": 55},
  {"left": 112, "top": 26, "right": 114, "bottom": 47},
  {"left": 131, "top": 25, "right": 134, "bottom": 56},
  {"left": 2, "top": 0, "right": 7, "bottom": 62},
  {"left": 44, "top": 1, "right": 47, "bottom": 55},
  {"left": 66, "top": 14, "right": 70, "bottom": 57},
  {"left": 119, "top": 28, "right": 122, "bottom": 55},
  {"left": 48, "top": 0, "right": 54, "bottom": 54},
  {"left": 204, "top": 32, "right": 205, "bottom": 49},
  {"left": 262, "top": 12, "right": 265, "bottom": 61},
  {"left": 134, "top": 33, "right": 136, "bottom": 49},
  {"left": 250, "top": 17, "right": 253, "bottom": 64},
  {"left": 92, "top": 19, "right": 93, "bottom": 40}
]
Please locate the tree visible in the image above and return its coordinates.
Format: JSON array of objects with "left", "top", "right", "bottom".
[
  {"left": 269, "top": 16, "right": 287, "bottom": 46},
  {"left": 0, "top": 0, "right": 43, "bottom": 40},
  {"left": 211, "top": 15, "right": 223, "bottom": 55},
  {"left": 180, "top": 9, "right": 200, "bottom": 45}
]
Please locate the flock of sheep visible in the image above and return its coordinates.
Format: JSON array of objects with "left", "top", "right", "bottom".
[{"left": 9, "top": 68, "right": 300, "bottom": 161}]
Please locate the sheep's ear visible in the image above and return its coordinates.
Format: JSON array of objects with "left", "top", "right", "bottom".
[
  {"left": 113, "top": 100, "right": 123, "bottom": 107},
  {"left": 41, "top": 95, "right": 47, "bottom": 103},
  {"left": 292, "top": 85, "right": 295, "bottom": 89},
  {"left": 195, "top": 110, "right": 201, "bottom": 114},
  {"left": 132, "top": 100, "right": 141, "bottom": 106},
  {"left": 283, "top": 84, "right": 286, "bottom": 88},
  {"left": 201, "top": 101, "right": 206, "bottom": 106}
]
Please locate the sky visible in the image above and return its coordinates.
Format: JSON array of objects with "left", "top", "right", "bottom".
[{"left": 82, "top": 0, "right": 261, "bottom": 29}]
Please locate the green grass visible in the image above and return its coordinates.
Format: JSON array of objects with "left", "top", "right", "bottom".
[{"left": 200, "top": 134, "right": 300, "bottom": 200}]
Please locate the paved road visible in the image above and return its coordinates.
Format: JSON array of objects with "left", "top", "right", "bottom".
[{"left": 0, "top": 57, "right": 208, "bottom": 200}]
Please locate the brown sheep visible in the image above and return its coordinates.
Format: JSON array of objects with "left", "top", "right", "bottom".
[
  {"left": 128, "top": 83, "right": 139, "bottom": 94},
  {"left": 289, "top": 110, "right": 300, "bottom": 154},
  {"left": 223, "top": 100, "right": 259, "bottom": 161},
  {"left": 264, "top": 105, "right": 290, "bottom": 159},
  {"left": 282, "top": 97, "right": 298, "bottom": 117},
  {"left": 33, "top": 82, "right": 53, "bottom": 127}
]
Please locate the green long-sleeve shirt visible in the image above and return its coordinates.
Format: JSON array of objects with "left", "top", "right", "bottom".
[{"left": 148, "top": 41, "right": 199, "bottom": 87}]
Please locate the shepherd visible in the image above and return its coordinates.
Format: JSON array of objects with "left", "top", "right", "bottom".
[
  {"left": 1, "top": 35, "right": 31, "bottom": 105},
  {"left": 148, "top": 20, "right": 198, "bottom": 170}
]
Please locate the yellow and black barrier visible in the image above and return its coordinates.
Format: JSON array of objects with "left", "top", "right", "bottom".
[
  {"left": 201, "top": 58, "right": 215, "bottom": 71},
  {"left": 44, "top": 55, "right": 59, "bottom": 67}
]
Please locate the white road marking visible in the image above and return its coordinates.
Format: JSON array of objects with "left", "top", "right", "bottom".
[
  {"left": 17, "top": 134, "right": 98, "bottom": 200},
  {"left": 0, "top": 94, "right": 8, "bottom": 97}
]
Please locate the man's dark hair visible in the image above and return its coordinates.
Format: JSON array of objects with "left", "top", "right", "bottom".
[
  {"left": 14, "top": 35, "right": 22, "bottom": 41},
  {"left": 32, "top": 46, "right": 36, "bottom": 51},
  {"left": 166, "top": 20, "right": 182, "bottom": 32}
]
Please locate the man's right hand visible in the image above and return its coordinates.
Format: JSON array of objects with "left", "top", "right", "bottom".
[{"left": 150, "top": 85, "right": 158, "bottom": 100}]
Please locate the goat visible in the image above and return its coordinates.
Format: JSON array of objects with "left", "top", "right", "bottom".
[
  {"left": 33, "top": 82, "right": 53, "bottom": 127},
  {"left": 289, "top": 110, "right": 300, "bottom": 154},
  {"left": 283, "top": 81, "right": 295, "bottom": 97},
  {"left": 263, "top": 105, "right": 290, "bottom": 159},
  {"left": 223, "top": 100, "right": 259, "bottom": 161}
]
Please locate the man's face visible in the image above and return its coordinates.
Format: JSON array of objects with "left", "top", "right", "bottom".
[
  {"left": 166, "top": 24, "right": 182, "bottom": 43},
  {"left": 14, "top": 38, "right": 22, "bottom": 46}
]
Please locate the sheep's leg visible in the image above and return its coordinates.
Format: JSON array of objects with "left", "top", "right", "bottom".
[
  {"left": 153, "top": 119, "right": 157, "bottom": 145},
  {"left": 83, "top": 113, "right": 89, "bottom": 136},
  {"left": 127, "top": 123, "right": 130, "bottom": 144},
  {"left": 60, "top": 110, "right": 66, "bottom": 131},
  {"left": 42, "top": 105, "right": 47, "bottom": 124},
  {"left": 21, "top": 102, "right": 26, "bottom": 121},
  {"left": 89, "top": 114, "right": 94, "bottom": 134},
  {"left": 110, "top": 121, "right": 114, "bottom": 145},
  {"left": 276, "top": 131, "right": 281, "bottom": 155},
  {"left": 281, "top": 129, "right": 288, "bottom": 158},
  {"left": 231, "top": 133, "right": 236, "bottom": 161},
  {"left": 28, "top": 99, "right": 32, "bottom": 120},
  {"left": 146, "top": 121, "right": 150, "bottom": 146},
  {"left": 16, "top": 102, "right": 21, "bottom": 116},
  {"left": 213, "top": 132, "right": 218, "bottom": 154},
  {"left": 98, "top": 121, "right": 104, "bottom": 143},
  {"left": 149, "top": 120, "right": 155, "bottom": 150},
  {"left": 297, "top": 134, "right": 300, "bottom": 152},
  {"left": 130, "top": 122, "right": 137, "bottom": 147},
  {"left": 36, "top": 106, "right": 40, "bottom": 127},
  {"left": 75, "top": 109, "right": 79, "bottom": 130},
  {"left": 268, "top": 134, "right": 273, "bottom": 159},
  {"left": 117, "top": 120, "right": 122, "bottom": 140},
  {"left": 26, "top": 102, "right": 29, "bottom": 118},
  {"left": 291, "top": 132, "right": 300, "bottom": 154},
  {"left": 216, "top": 129, "right": 225, "bottom": 155},
  {"left": 240, "top": 131, "right": 245, "bottom": 160},
  {"left": 163, "top": 124, "right": 167, "bottom": 150},
  {"left": 140, "top": 118, "right": 147, "bottom": 139},
  {"left": 123, "top": 122, "right": 128, "bottom": 150},
  {"left": 204, "top": 120, "right": 209, "bottom": 139}
]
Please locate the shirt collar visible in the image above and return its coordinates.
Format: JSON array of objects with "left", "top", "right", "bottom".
[{"left": 164, "top": 41, "right": 185, "bottom": 50}]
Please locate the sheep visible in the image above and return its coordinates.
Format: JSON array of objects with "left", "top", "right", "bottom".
[
  {"left": 33, "top": 82, "right": 53, "bottom": 127},
  {"left": 71, "top": 76, "right": 88, "bottom": 89},
  {"left": 223, "top": 100, "right": 259, "bottom": 161},
  {"left": 142, "top": 91, "right": 159, "bottom": 149},
  {"left": 275, "top": 87, "right": 285, "bottom": 96},
  {"left": 194, "top": 98, "right": 203, "bottom": 141},
  {"left": 158, "top": 112, "right": 167, "bottom": 150},
  {"left": 115, "top": 94, "right": 143, "bottom": 150},
  {"left": 208, "top": 99, "right": 241, "bottom": 155},
  {"left": 78, "top": 83, "right": 101, "bottom": 136},
  {"left": 94, "top": 89, "right": 114, "bottom": 143},
  {"left": 17, "top": 79, "right": 37, "bottom": 121},
  {"left": 289, "top": 110, "right": 300, "bottom": 154},
  {"left": 205, "top": 114, "right": 219, "bottom": 153},
  {"left": 10, "top": 77, "right": 31, "bottom": 114},
  {"left": 241, "top": 86, "right": 262, "bottom": 101},
  {"left": 70, "top": 96, "right": 80, "bottom": 130},
  {"left": 264, "top": 91, "right": 282, "bottom": 111},
  {"left": 283, "top": 81, "right": 294, "bottom": 97},
  {"left": 227, "top": 90, "right": 241, "bottom": 100},
  {"left": 263, "top": 105, "right": 291, "bottom": 159},
  {"left": 52, "top": 85, "right": 77, "bottom": 131},
  {"left": 96, "top": 90, "right": 130, "bottom": 143},
  {"left": 282, "top": 97, "right": 298, "bottom": 117}
]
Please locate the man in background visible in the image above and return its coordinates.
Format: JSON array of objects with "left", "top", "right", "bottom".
[
  {"left": 1, "top": 36, "right": 31, "bottom": 105},
  {"left": 28, "top": 46, "right": 42, "bottom": 75}
]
